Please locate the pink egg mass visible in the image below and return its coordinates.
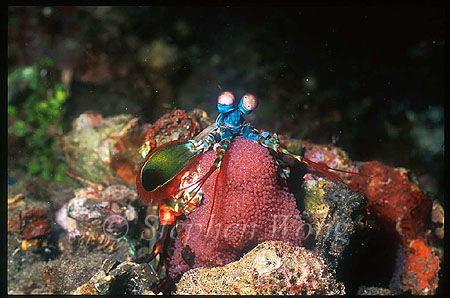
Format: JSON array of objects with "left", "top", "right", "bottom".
[{"left": 169, "top": 137, "right": 305, "bottom": 278}]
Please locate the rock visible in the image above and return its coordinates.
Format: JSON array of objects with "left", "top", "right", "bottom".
[
  {"left": 351, "top": 161, "right": 441, "bottom": 295},
  {"left": 61, "top": 113, "right": 146, "bottom": 187},
  {"left": 138, "top": 109, "right": 212, "bottom": 158},
  {"left": 351, "top": 161, "right": 432, "bottom": 247},
  {"left": 43, "top": 247, "right": 107, "bottom": 294},
  {"left": 20, "top": 208, "right": 51, "bottom": 240},
  {"left": 284, "top": 138, "right": 366, "bottom": 268},
  {"left": 401, "top": 238, "right": 440, "bottom": 295},
  {"left": 8, "top": 203, "right": 51, "bottom": 252},
  {"left": 431, "top": 200, "right": 444, "bottom": 240},
  {"left": 357, "top": 286, "right": 392, "bottom": 295},
  {"left": 71, "top": 259, "right": 159, "bottom": 295},
  {"left": 175, "top": 241, "right": 345, "bottom": 295},
  {"left": 303, "top": 177, "right": 366, "bottom": 268}
]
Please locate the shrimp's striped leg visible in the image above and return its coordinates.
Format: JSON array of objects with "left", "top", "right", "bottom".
[{"left": 243, "top": 126, "right": 358, "bottom": 191}]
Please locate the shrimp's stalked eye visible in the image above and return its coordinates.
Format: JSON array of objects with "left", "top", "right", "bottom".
[
  {"left": 217, "top": 91, "right": 235, "bottom": 106},
  {"left": 239, "top": 93, "right": 258, "bottom": 114},
  {"left": 217, "top": 91, "right": 236, "bottom": 114}
]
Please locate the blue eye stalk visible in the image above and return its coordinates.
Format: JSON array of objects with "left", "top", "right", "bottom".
[
  {"left": 217, "top": 103, "right": 235, "bottom": 114},
  {"left": 217, "top": 91, "right": 235, "bottom": 114},
  {"left": 217, "top": 92, "right": 258, "bottom": 115},
  {"left": 238, "top": 93, "right": 258, "bottom": 114}
]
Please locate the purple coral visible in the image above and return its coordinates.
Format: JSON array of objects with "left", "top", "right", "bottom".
[{"left": 169, "top": 137, "right": 305, "bottom": 278}]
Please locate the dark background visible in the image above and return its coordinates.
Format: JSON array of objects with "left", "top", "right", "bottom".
[{"left": 8, "top": 6, "right": 444, "bottom": 202}]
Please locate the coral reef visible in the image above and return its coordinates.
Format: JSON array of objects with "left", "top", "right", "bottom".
[
  {"left": 61, "top": 113, "right": 146, "bottom": 187},
  {"left": 175, "top": 241, "right": 345, "bottom": 295},
  {"left": 169, "top": 137, "right": 305, "bottom": 278}
]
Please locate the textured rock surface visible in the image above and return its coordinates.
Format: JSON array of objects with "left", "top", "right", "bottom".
[
  {"left": 43, "top": 246, "right": 108, "bottom": 294},
  {"left": 175, "top": 241, "right": 345, "bottom": 295},
  {"left": 303, "top": 176, "right": 366, "bottom": 268},
  {"left": 401, "top": 238, "right": 440, "bottom": 295},
  {"left": 71, "top": 259, "right": 159, "bottom": 295},
  {"left": 357, "top": 286, "right": 392, "bottom": 295},
  {"left": 141, "top": 108, "right": 212, "bottom": 157},
  {"left": 351, "top": 161, "right": 432, "bottom": 247},
  {"left": 350, "top": 161, "right": 440, "bottom": 295},
  {"left": 8, "top": 189, "right": 53, "bottom": 252},
  {"left": 61, "top": 113, "right": 145, "bottom": 187}
]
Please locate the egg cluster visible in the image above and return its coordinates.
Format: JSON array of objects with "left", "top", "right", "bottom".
[{"left": 169, "top": 137, "right": 305, "bottom": 278}]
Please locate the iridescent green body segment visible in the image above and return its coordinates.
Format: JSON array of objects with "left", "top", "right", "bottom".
[{"left": 140, "top": 140, "right": 198, "bottom": 192}]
